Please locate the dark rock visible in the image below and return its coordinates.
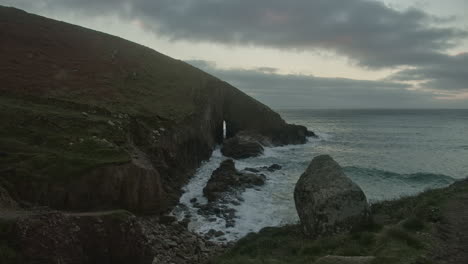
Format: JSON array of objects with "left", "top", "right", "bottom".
[
  {"left": 203, "top": 159, "right": 266, "bottom": 202},
  {"left": 294, "top": 155, "right": 369, "bottom": 238},
  {"left": 306, "top": 130, "right": 318, "bottom": 137},
  {"left": 159, "top": 215, "right": 177, "bottom": 225},
  {"left": 244, "top": 164, "right": 282, "bottom": 173},
  {"left": 221, "top": 131, "right": 265, "bottom": 159},
  {"left": 190, "top": 198, "right": 197, "bottom": 203},
  {"left": 244, "top": 167, "right": 260, "bottom": 173},
  {"left": 205, "top": 229, "right": 218, "bottom": 239},
  {"left": 267, "top": 164, "right": 282, "bottom": 172},
  {"left": 180, "top": 218, "right": 190, "bottom": 228}
]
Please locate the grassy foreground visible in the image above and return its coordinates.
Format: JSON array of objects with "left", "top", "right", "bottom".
[{"left": 209, "top": 179, "right": 468, "bottom": 264}]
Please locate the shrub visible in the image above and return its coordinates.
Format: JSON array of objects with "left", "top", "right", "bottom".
[{"left": 402, "top": 217, "right": 425, "bottom": 231}]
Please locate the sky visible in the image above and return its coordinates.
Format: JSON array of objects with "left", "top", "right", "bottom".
[{"left": 2, "top": 0, "right": 468, "bottom": 109}]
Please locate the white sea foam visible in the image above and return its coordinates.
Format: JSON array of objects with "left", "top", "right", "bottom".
[{"left": 173, "top": 138, "right": 322, "bottom": 242}]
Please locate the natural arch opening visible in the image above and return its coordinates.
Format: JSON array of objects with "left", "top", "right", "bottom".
[{"left": 223, "top": 120, "right": 227, "bottom": 139}]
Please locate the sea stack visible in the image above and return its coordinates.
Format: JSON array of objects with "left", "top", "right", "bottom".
[{"left": 294, "top": 155, "right": 369, "bottom": 237}]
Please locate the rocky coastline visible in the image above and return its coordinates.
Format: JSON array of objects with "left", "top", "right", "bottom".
[
  {"left": 0, "top": 6, "right": 313, "bottom": 264},
  {"left": 1, "top": 5, "right": 466, "bottom": 264}
]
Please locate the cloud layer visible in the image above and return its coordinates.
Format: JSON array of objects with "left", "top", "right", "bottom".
[
  {"left": 390, "top": 53, "right": 468, "bottom": 91},
  {"left": 188, "top": 60, "right": 458, "bottom": 109},
  {"left": 10, "top": 0, "right": 467, "bottom": 69},
  {"left": 4, "top": 0, "right": 468, "bottom": 103}
]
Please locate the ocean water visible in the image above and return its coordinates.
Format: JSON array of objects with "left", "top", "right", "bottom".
[{"left": 173, "top": 109, "right": 468, "bottom": 242}]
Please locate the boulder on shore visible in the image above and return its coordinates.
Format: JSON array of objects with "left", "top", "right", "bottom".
[
  {"left": 294, "top": 155, "right": 368, "bottom": 238},
  {"left": 221, "top": 131, "right": 266, "bottom": 159},
  {"left": 203, "top": 159, "right": 266, "bottom": 202}
]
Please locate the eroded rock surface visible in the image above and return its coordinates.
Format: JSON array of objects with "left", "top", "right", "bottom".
[
  {"left": 203, "top": 159, "right": 265, "bottom": 202},
  {"left": 294, "top": 155, "right": 369, "bottom": 238},
  {"left": 221, "top": 132, "right": 265, "bottom": 159}
]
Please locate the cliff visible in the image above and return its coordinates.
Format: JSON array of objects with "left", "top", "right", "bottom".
[{"left": 0, "top": 6, "right": 309, "bottom": 215}]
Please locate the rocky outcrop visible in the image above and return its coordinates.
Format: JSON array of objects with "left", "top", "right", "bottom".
[
  {"left": 203, "top": 159, "right": 265, "bottom": 202},
  {"left": 243, "top": 164, "right": 282, "bottom": 173},
  {"left": 294, "top": 155, "right": 369, "bottom": 238},
  {"left": 196, "top": 159, "right": 266, "bottom": 229},
  {"left": 221, "top": 131, "right": 265, "bottom": 159},
  {"left": 222, "top": 86, "right": 312, "bottom": 146},
  {"left": 2, "top": 209, "right": 223, "bottom": 264}
]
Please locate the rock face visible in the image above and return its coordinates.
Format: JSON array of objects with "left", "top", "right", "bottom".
[
  {"left": 2, "top": 209, "right": 222, "bottom": 264},
  {"left": 294, "top": 155, "right": 369, "bottom": 237},
  {"left": 221, "top": 131, "right": 265, "bottom": 159},
  {"left": 203, "top": 159, "right": 265, "bottom": 202}
]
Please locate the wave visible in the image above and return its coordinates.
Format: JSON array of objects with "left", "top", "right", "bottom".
[
  {"left": 344, "top": 166, "right": 456, "bottom": 184},
  {"left": 343, "top": 166, "right": 456, "bottom": 203},
  {"left": 313, "top": 131, "right": 332, "bottom": 141}
]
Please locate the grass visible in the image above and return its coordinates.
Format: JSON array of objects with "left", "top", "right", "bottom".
[
  {"left": 210, "top": 180, "right": 468, "bottom": 264},
  {"left": 0, "top": 95, "right": 131, "bottom": 183},
  {"left": 211, "top": 221, "right": 428, "bottom": 264}
]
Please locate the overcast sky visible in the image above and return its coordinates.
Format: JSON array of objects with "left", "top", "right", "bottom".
[{"left": 3, "top": 0, "right": 468, "bottom": 109}]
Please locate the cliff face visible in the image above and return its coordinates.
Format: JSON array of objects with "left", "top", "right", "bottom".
[{"left": 0, "top": 6, "right": 308, "bottom": 215}]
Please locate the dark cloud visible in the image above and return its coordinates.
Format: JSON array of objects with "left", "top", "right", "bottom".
[
  {"left": 3, "top": 0, "right": 467, "bottom": 100},
  {"left": 389, "top": 53, "right": 468, "bottom": 91},
  {"left": 187, "top": 60, "right": 459, "bottom": 109},
  {"left": 7, "top": 0, "right": 468, "bottom": 69}
]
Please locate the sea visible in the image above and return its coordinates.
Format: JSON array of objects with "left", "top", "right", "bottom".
[{"left": 173, "top": 109, "right": 468, "bottom": 242}]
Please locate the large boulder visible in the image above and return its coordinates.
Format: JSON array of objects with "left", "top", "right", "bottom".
[
  {"left": 294, "top": 155, "right": 369, "bottom": 237},
  {"left": 221, "top": 131, "right": 266, "bottom": 159},
  {"left": 203, "top": 159, "right": 265, "bottom": 202}
]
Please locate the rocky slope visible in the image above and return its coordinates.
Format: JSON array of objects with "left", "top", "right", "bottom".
[
  {"left": 0, "top": 209, "right": 224, "bottom": 264},
  {"left": 0, "top": 6, "right": 309, "bottom": 215}
]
